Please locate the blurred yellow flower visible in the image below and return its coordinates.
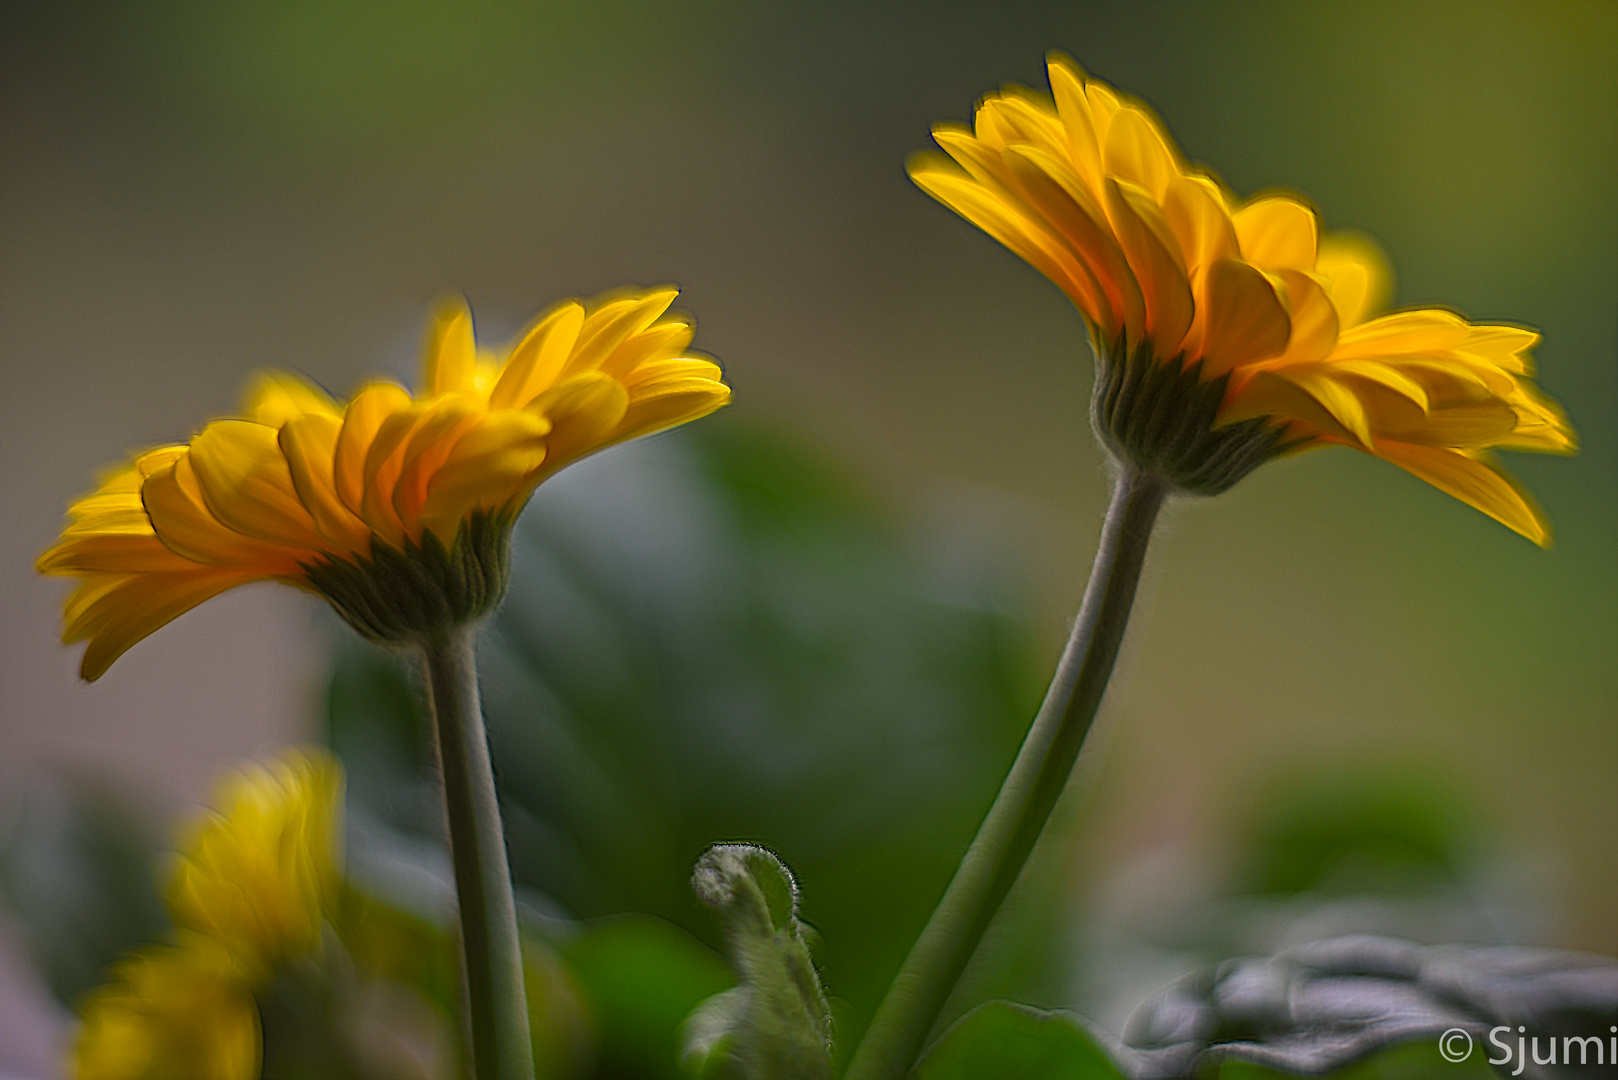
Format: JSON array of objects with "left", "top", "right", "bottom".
[
  {"left": 69, "top": 748, "right": 341, "bottom": 1080},
  {"left": 166, "top": 747, "right": 342, "bottom": 976},
  {"left": 69, "top": 937, "right": 261, "bottom": 1080},
  {"left": 38, "top": 287, "right": 731, "bottom": 678},
  {"left": 909, "top": 55, "right": 1574, "bottom": 538}
]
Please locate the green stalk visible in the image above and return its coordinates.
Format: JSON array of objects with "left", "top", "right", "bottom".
[
  {"left": 420, "top": 625, "right": 535, "bottom": 1080},
  {"left": 843, "top": 462, "right": 1168, "bottom": 1080}
]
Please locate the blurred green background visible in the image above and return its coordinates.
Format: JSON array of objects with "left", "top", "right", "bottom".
[{"left": 1, "top": 1, "right": 1614, "bottom": 1075}]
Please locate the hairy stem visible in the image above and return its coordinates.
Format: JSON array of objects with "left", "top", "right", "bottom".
[
  {"left": 843, "top": 462, "right": 1167, "bottom": 1080},
  {"left": 421, "top": 625, "right": 535, "bottom": 1080}
]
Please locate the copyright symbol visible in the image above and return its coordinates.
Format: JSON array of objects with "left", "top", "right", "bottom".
[{"left": 1439, "top": 1028, "right": 1473, "bottom": 1062}]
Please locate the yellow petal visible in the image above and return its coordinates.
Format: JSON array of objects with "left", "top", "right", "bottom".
[
  {"left": 359, "top": 405, "right": 430, "bottom": 547},
  {"left": 1457, "top": 325, "right": 1538, "bottom": 374},
  {"left": 1373, "top": 441, "right": 1550, "bottom": 545},
  {"left": 1197, "top": 258, "right": 1291, "bottom": 376},
  {"left": 1104, "top": 178, "right": 1194, "bottom": 358},
  {"left": 188, "top": 421, "right": 326, "bottom": 551},
  {"left": 144, "top": 456, "right": 303, "bottom": 572},
  {"left": 1102, "top": 103, "right": 1181, "bottom": 198},
  {"left": 1281, "top": 367, "right": 1373, "bottom": 447},
  {"left": 911, "top": 156, "right": 1120, "bottom": 334},
  {"left": 241, "top": 371, "right": 340, "bottom": 428},
  {"left": 1232, "top": 195, "right": 1318, "bottom": 271},
  {"left": 488, "top": 300, "right": 587, "bottom": 410},
  {"left": 613, "top": 358, "right": 733, "bottom": 443},
  {"left": 67, "top": 567, "right": 264, "bottom": 680},
  {"left": 417, "top": 410, "right": 552, "bottom": 541},
  {"left": 562, "top": 289, "right": 681, "bottom": 380},
  {"left": 37, "top": 531, "right": 190, "bottom": 575},
  {"left": 279, "top": 413, "right": 371, "bottom": 554},
  {"left": 1161, "top": 172, "right": 1238, "bottom": 274},
  {"left": 391, "top": 398, "right": 486, "bottom": 529},
  {"left": 528, "top": 370, "right": 630, "bottom": 475},
  {"left": 1272, "top": 270, "right": 1340, "bottom": 366},
  {"left": 422, "top": 297, "right": 477, "bottom": 397},
  {"left": 1314, "top": 232, "right": 1390, "bottom": 328},
  {"left": 598, "top": 317, "right": 696, "bottom": 380},
  {"left": 333, "top": 381, "right": 412, "bottom": 520},
  {"left": 1046, "top": 54, "right": 1103, "bottom": 192},
  {"left": 999, "top": 145, "right": 1138, "bottom": 329},
  {"left": 1398, "top": 400, "right": 1521, "bottom": 446},
  {"left": 1331, "top": 309, "right": 1471, "bottom": 360}
]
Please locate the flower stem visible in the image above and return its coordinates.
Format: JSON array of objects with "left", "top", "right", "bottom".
[
  {"left": 420, "top": 625, "right": 535, "bottom": 1080},
  {"left": 842, "top": 462, "right": 1167, "bottom": 1080}
]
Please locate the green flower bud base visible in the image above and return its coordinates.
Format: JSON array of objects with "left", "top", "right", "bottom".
[
  {"left": 303, "top": 511, "right": 514, "bottom": 642},
  {"left": 1091, "top": 335, "right": 1297, "bottom": 494}
]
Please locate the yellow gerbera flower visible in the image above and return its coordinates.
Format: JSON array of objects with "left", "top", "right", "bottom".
[
  {"left": 909, "top": 55, "right": 1573, "bottom": 539},
  {"left": 69, "top": 937, "right": 261, "bottom": 1080},
  {"left": 166, "top": 747, "right": 342, "bottom": 976},
  {"left": 38, "top": 287, "right": 731, "bottom": 678}
]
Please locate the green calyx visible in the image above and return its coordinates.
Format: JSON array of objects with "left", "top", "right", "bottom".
[
  {"left": 683, "top": 845, "right": 833, "bottom": 1080},
  {"left": 302, "top": 511, "right": 514, "bottom": 644},
  {"left": 1090, "top": 335, "right": 1298, "bottom": 494}
]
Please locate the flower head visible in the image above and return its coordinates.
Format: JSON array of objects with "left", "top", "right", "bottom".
[
  {"left": 69, "top": 938, "right": 261, "bottom": 1080},
  {"left": 165, "top": 747, "right": 342, "bottom": 975},
  {"left": 909, "top": 56, "right": 1573, "bottom": 537},
  {"left": 39, "top": 287, "right": 731, "bottom": 677}
]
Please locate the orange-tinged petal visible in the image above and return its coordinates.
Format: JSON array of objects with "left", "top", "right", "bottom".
[
  {"left": 488, "top": 300, "right": 587, "bottom": 410},
  {"left": 1233, "top": 195, "right": 1318, "bottom": 271},
  {"left": 1198, "top": 258, "right": 1291, "bottom": 376},
  {"left": 1374, "top": 441, "right": 1550, "bottom": 545},
  {"left": 144, "top": 456, "right": 303, "bottom": 572},
  {"left": 422, "top": 297, "right": 477, "bottom": 397}
]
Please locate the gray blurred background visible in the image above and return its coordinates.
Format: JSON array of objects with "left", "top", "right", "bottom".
[{"left": 1, "top": 1, "right": 1614, "bottom": 1073}]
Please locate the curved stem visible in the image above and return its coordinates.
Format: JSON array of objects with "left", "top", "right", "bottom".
[
  {"left": 420, "top": 625, "right": 535, "bottom": 1080},
  {"left": 843, "top": 462, "right": 1167, "bottom": 1080}
]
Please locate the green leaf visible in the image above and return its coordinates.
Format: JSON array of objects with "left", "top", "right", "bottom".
[
  {"left": 683, "top": 845, "right": 833, "bottom": 1080},
  {"left": 915, "top": 1001, "right": 1127, "bottom": 1080}
]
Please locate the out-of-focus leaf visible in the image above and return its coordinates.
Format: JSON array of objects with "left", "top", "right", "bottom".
[
  {"left": 682, "top": 845, "right": 832, "bottom": 1079},
  {"left": 1122, "top": 934, "right": 1618, "bottom": 1079},
  {"left": 0, "top": 779, "right": 168, "bottom": 1004},
  {"left": 914, "top": 1000, "right": 1128, "bottom": 1080},
  {"left": 563, "top": 915, "right": 735, "bottom": 1080},
  {"left": 1235, "top": 768, "right": 1478, "bottom": 897}
]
